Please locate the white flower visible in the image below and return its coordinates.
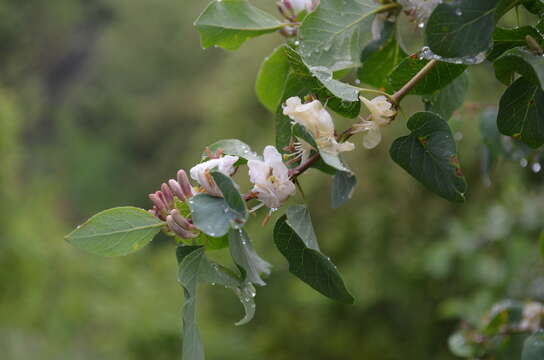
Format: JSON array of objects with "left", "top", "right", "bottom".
[
  {"left": 283, "top": 0, "right": 319, "bottom": 15},
  {"left": 190, "top": 155, "right": 239, "bottom": 196},
  {"left": 247, "top": 146, "right": 296, "bottom": 209},
  {"left": 282, "top": 96, "right": 355, "bottom": 161},
  {"left": 355, "top": 96, "right": 397, "bottom": 149}
]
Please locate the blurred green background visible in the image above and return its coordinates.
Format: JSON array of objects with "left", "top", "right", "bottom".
[{"left": 1, "top": 1, "right": 543, "bottom": 359}]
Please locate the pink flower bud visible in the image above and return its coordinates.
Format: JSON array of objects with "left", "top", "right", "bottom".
[
  {"left": 161, "top": 183, "right": 174, "bottom": 204},
  {"left": 168, "top": 179, "right": 186, "bottom": 201},
  {"left": 166, "top": 215, "right": 198, "bottom": 239},
  {"left": 170, "top": 209, "right": 194, "bottom": 230},
  {"left": 177, "top": 169, "right": 194, "bottom": 198},
  {"left": 156, "top": 191, "right": 170, "bottom": 211},
  {"left": 149, "top": 193, "right": 167, "bottom": 214}
]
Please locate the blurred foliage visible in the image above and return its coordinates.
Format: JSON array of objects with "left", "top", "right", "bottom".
[{"left": 1, "top": 1, "right": 543, "bottom": 359}]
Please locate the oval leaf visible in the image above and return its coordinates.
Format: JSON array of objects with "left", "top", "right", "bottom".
[
  {"left": 273, "top": 215, "right": 354, "bottom": 304},
  {"left": 426, "top": 0, "right": 500, "bottom": 58},
  {"left": 65, "top": 207, "right": 164, "bottom": 257},
  {"left": 390, "top": 112, "right": 467, "bottom": 203}
]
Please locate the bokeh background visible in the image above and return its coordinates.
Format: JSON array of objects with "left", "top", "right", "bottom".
[{"left": 1, "top": 1, "right": 543, "bottom": 359}]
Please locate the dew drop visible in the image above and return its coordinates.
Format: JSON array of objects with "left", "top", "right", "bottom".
[
  {"left": 532, "top": 162, "right": 542, "bottom": 173},
  {"left": 455, "top": 8, "right": 463, "bottom": 16},
  {"left": 520, "top": 158, "right": 529, "bottom": 168}
]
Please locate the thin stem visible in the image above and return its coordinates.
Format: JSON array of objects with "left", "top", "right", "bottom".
[{"left": 391, "top": 59, "right": 438, "bottom": 104}]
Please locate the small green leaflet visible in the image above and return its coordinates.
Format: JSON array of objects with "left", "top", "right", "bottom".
[
  {"left": 65, "top": 207, "right": 164, "bottom": 257},
  {"left": 497, "top": 77, "right": 544, "bottom": 149},
  {"left": 194, "top": 0, "right": 284, "bottom": 50},
  {"left": 297, "top": 0, "right": 386, "bottom": 71},
  {"left": 273, "top": 214, "right": 354, "bottom": 304},
  {"left": 211, "top": 171, "right": 248, "bottom": 224},
  {"left": 426, "top": 0, "right": 501, "bottom": 58},
  {"left": 390, "top": 112, "right": 467, "bottom": 203}
]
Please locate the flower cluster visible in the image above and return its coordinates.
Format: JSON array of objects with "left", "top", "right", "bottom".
[{"left": 148, "top": 94, "right": 397, "bottom": 239}]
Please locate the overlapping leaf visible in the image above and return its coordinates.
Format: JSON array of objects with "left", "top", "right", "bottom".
[
  {"left": 298, "top": 0, "right": 387, "bottom": 71},
  {"left": 497, "top": 77, "right": 544, "bottom": 148}
]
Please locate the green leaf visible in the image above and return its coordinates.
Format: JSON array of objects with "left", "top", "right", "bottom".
[
  {"left": 176, "top": 246, "right": 257, "bottom": 358},
  {"left": 273, "top": 215, "right": 354, "bottom": 304},
  {"left": 494, "top": 47, "right": 544, "bottom": 88},
  {"left": 194, "top": 0, "right": 284, "bottom": 50},
  {"left": 497, "top": 77, "right": 544, "bottom": 148},
  {"left": 426, "top": 0, "right": 501, "bottom": 59},
  {"left": 488, "top": 26, "right": 544, "bottom": 61},
  {"left": 523, "top": 330, "right": 544, "bottom": 360},
  {"left": 211, "top": 171, "right": 248, "bottom": 224},
  {"left": 298, "top": 0, "right": 387, "bottom": 71},
  {"left": 423, "top": 72, "right": 469, "bottom": 120},
  {"left": 390, "top": 112, "right": 467, "bottom": 203},
  {"left": 523, "top": 0, "right": 544, "bottom": 15},
  {"left": 256, "top": 46, "right": 291, "bottom": 112},
  {"left": 202, "top": 139, "right": 260, "bottom": 164},
  {"left": 286, "top": 205, "right": 320, "bottom": 251},
  {"left": 189, "top": 194, "right": 240, "bottom": 238},
  {"left": 358, "top": 36, "right": 407, "bottom": 88},
  {"left": 65, "top": 207, "right": 164, "bottom": 257},
  {"left": 177, "top": 246, "right": 205, "bottom": 360},
  {"left": 228, "top": 228, "right": 271, "bottom": 286},
  {"left": 387, "top": 57, "right": 467, "bottom": 96},
  {"left": 331, "top": 171, "right": 357, "bottom": 209},
  {"left": 285, "top": 47, "right": 361, "bottom": 102}
]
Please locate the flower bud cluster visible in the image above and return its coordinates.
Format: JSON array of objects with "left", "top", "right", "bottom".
[{"left": 149, "top": 169, "right": 197, "bottom": 239}]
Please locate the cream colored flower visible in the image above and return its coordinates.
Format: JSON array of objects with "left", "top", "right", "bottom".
[
  {"left": 247, "top": 146, "right": 296, "bottom": 209},
  {"left": 355, "top": 95, "right": 397, "bottom": 149},
  {"left": 189, "top": 155, "right": 239, "bottom": 196},
  {"left": 283, "top": 96, "right": 355, "bottom": 160}
]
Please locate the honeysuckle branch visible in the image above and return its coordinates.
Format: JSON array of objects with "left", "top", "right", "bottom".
[{"left": 391, "top": 59, "right": 438, "bottom": 103}]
